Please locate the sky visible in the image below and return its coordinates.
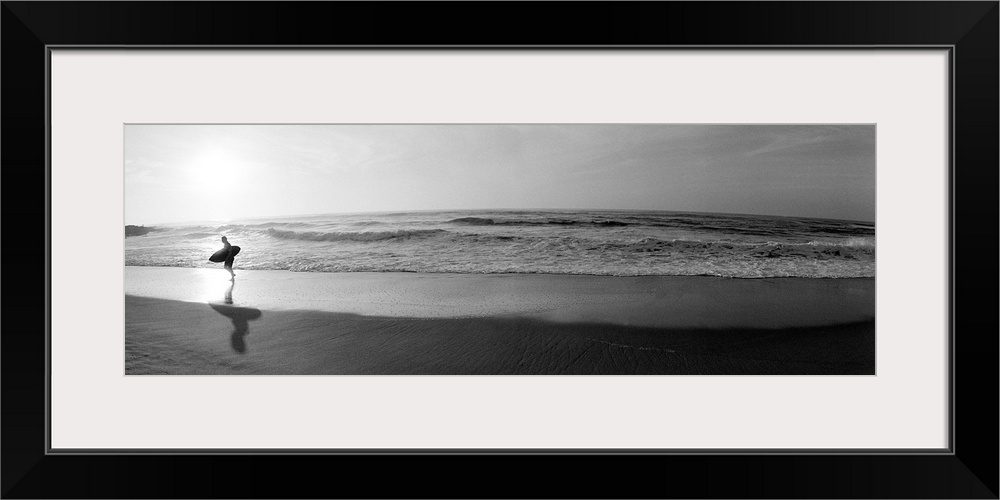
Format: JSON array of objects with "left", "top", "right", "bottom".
[{"left": 125, "top": 124, "right": 876, "bottom": 225}]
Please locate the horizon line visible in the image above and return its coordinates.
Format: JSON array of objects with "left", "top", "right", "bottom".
[{"left": 126, "top": 207, "right": 876, "bottom": 227}]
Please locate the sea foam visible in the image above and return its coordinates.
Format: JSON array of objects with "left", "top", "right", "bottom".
[{"left": 125, "top": 209, "right": 876, "bottom": 278}]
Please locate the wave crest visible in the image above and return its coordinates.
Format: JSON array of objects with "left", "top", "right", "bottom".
[
  {"left": 448, "top": 217, "right": 629, "bottom": 227},
  {"left": 449, "top": 217, "right": 496, "bottom": 226},
  {"left": 265, "top": 228, "right": 446, "bottom": 242}
]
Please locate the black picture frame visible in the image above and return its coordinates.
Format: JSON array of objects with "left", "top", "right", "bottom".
[{"left": 2, "top": 2, "right": 996, "bottom": 498}]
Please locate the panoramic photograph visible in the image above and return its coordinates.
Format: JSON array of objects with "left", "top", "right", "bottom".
[{"left": 124, "top": 124, "right": 876, "bottom": 375}]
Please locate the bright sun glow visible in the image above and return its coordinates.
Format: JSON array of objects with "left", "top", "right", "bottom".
[{"left": 187, "top": 149, "right": 247, "bottom": 217}]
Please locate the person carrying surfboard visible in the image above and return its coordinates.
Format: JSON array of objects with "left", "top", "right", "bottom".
[
  {"left": 209, "top": 236, "right": 241, "bottom": 280},
  {"left": 221, "top": 236, "right": 237, "bottom": 279}
]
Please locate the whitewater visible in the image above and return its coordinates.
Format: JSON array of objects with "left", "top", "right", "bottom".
[{"left": 124, "top": 209, "right": 875, "bottom": 279}]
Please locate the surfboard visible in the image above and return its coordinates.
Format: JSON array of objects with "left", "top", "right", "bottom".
[{"left": 209, "top": 245, "right": 241, "bottom": 263}]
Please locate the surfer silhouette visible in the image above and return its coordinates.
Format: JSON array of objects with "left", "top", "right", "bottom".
[
  {"left": 222, "top": 237, "right": 236, "bottom": 279},
  {"left": 221, "top": 236, "right": 237, "bottom": 279},
  {"left": 209, "top": 236, "right": 241, "bottom": 280}
]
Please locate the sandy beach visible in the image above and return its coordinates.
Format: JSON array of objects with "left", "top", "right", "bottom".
[{"left": 124, "top": 267, "right": 875, "bottom": 375}]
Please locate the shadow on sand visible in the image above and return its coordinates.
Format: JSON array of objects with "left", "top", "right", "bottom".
[{"left": 208, "top": 282, "right": 262, "bottom": 353}]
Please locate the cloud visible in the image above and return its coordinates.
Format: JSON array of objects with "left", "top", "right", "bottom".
[
  {"left": 744, "top": 132, "right": 829, "bottom": 158},
  {"left": 125, "top": 169, "right": 157, "bottom": 185}
]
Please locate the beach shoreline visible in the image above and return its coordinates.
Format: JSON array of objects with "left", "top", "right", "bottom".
[{"left": 124, "top": 267, "right": 875, "bottom": 375}]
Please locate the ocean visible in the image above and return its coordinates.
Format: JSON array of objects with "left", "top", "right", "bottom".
[{"left": 124, "top": 209, "right": 875, "bottom": 279}]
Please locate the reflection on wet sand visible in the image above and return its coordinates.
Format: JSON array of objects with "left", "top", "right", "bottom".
[{"left": 208, "top": 281, "right": 262, "bottom": 353}]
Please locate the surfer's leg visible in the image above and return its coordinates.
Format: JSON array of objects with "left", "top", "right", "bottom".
[{"left": 224, "top": 257, "right": 236, "bottom": 279}]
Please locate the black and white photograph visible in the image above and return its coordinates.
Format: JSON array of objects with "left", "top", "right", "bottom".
[{"left": 125, "top": 124, "right": 876, "bottom": 375}]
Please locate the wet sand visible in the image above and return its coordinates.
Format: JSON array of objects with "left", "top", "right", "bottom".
[{"left": 124, "top": 267, "right": 875, "bottom": 375}]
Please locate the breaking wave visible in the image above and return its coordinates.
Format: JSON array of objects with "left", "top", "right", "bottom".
[
  {"left": 264, "top": 227, "right": 446, "bottom": 242},
  {"left": 125, "top": 209, "right": 876, "bottom": 278}
]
